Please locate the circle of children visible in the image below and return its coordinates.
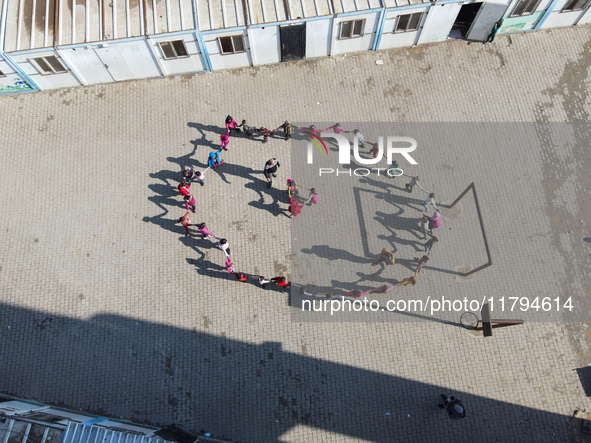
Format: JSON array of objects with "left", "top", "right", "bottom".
[{"left": 175, "top": 118, "right": 441, "bottom": 297}]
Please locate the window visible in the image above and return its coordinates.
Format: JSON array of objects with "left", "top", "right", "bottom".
[
  {"left": 339, "top": 19, "right": 365, "bottom": 39},
  {"left": 395, "top": 12, "right": 423, "bottom": 33},
  {"left": 30, "top": 56, "right": 67, "bottom": 75},
  {"left": 218, "top": 36, "right": 246, "bottom": 54},
  {"left": 509, "top": 0, "right": 541, "bottom": 16},
  {"left": 563, "top": 0, "right": 591, "bottom": 10},
  {"left": 158, "top": 40, "right": 189, "bottom": 59},
  {"left": 21, "top": 412, "right": 65, "bottom": 423}
]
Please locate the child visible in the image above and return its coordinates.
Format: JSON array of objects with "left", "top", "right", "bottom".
[
  {"left": 208, "top": 150, "right": 223, "bottom": 168},
  {"left": 197, "top": 222, "right": 216, "bottom": 239},
  {"left": 194, "top": 169, "right": 208, "bottom": 186},
  {"left": 307, "top": 188, "right": 320, "bottom": 205},
  {"left": 177, "top": 212, "right": 193, "bottom": 237},
  {"left": 372, "top": 248, "right": 395, "bottom": 266},
  {"left": 423, "top": 193, "right": 437, "bottom": 211},
  {"left": 371, "top": 284, "right": 397, "bottom": 294},
  {"left": 220, "top": 134, "right": 230, "bottom": 151},
  {"left": 387, "top": 160, "right": 400, "bottom": 178},
  {"left": 353, "top": 129, "right": 365, "bottom": 148},
  {"left": 299, "top": 125, "right": 324, "bottom": 137},
  {"left": 274, "top": 121, "right": 293, "bottom": 140},
  {"left": 225, "top": 259, "right": 235, "bottom": 273},
  {"left": 178, "top": 182, "right": 190, "bottom": 197},
  {"left": 415, "top": 254, "right": 430, "bottom": 274},
  {"left": 270, "top": 276, "right": 291, "bottom": 287},
  {"left": 325, "top": 123, "right": 349, "bottom": 134},
  {"left": 181, "top": 167, "right": 195, "bottom": 184},
  {"left": 225, "top": 115, "right": 240, "bottom": 135},
  {"left": 241, "top": 120, "right": 256, "bottom": 137},
  {"left": 425, "top": 210, "right": 442, "bottom": 235},
  {"left": 424, "top": 236, "right": 439, "bottom": 253},
  {"left": 184, "top": 194, "right": 196, "bottom": 213},
  {"left": 218, "top": 238, "right": 231, "bottom": 257},
  {"left": 258, "top": 276, "right": 271, "bottom": 288},
  {"left": 368, "top": 141, "right": 380, "bottom": 158},
  {"left": 235, "top": 272, "right": 248, "bottom": 282},
  {"left": 398, "top": 276, "right": 416, "bottom": 286},
  {"left": 420, "top": 215, "right": 429, "bottom": 239},
  {"left": 258, "top": 127, "right": 274, "bottom": 144},
  {"left": 405, "top": 176, "right": 419, "bottom": 193}
]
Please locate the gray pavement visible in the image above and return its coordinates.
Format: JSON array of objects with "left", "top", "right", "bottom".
[{"left": 1, "top": 26, "right": 591, "bottom": 442}]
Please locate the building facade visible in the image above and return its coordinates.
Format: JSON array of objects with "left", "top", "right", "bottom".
[{"left": 0, "top": 0, "right": 590, "bottom": 94}]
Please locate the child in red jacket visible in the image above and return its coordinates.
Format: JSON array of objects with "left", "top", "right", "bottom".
[{"left": 177, "top": 212, "right": 193, "bottom": 236}]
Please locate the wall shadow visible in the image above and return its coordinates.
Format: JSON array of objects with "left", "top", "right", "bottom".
[{"left": 0, "top": 303, "right": 577, "bottom": 442}]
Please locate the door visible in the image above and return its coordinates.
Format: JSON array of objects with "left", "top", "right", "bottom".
[
  {"left": 466, "top": 2, "right": 508, "bottom": 41},
  {"left": 94, "top": 46, "right": 135, "bottom": 81},
  {"left": 280, "top": 25, "right": 306, "bottom": 62},
  {"left": 451, "top": 3, "right": 482, "bottom": 38},
  {"left": 60, "top": 48, "right": 115, "bottom": 85},
  {"left": 418, "top": 3, "right": 463, "bottom": 44}
]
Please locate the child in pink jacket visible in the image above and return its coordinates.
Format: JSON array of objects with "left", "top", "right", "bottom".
[
  {"left": 184, "top": 194, "right": 196, "bottom": 213},
  {"left": 220, "top": 134, "right": 230, "bottom": 151}
]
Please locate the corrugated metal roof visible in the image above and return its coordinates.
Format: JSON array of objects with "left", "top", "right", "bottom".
[
  {"left": 383, "top": 0, "right": 427, "bottom": 8},
  {"left": 197, "top": 0, "right": 247, "bottom": 31},
  {"left": 333, "top": 0, "right": 382, "bottom": 13},
  {"left": 62, "top": 422, "right": 173, "bottom": 443},
  {"left": 0, "top": 417, "right": 64, "bottom": 443},
  {"left": 2, "top": 0, "right": 196, "bottom": 52},
  {"left": 1, "top": 0, "right": 424, "bottom": 50}
]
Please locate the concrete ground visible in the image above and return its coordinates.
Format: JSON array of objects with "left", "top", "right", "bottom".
[{"left": 1, "top": 25, "right": 591, "bottom": 442}]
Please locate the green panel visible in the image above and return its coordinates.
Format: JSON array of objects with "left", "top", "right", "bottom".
[{"left": 499, "top": 11, "right": 544, "bottom": 32}]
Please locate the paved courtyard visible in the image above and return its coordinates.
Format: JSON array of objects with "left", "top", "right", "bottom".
[{"left": 1, "top": 26, "right": 591, "bottom": 442}]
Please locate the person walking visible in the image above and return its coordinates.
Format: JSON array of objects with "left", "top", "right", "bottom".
[
  {"left": 218, "top": 238, "right": 232, "bottom": 257},
  {"left": 275, "top": 121, "right": 294, "bottom": 140},
  {"left": 353, "top": 129, "right": 365, "bottom": 148},
  {"left": 486, "top": 20, "right": 502, "bottom": 43},
  {"left": 194, "top": 169, "right": 208, "bottom": 186},
  {"left": 264, "top": 158, "right": 280, "bottom": 188},
  {"left": 178, "top": 182, "right": 191, "bottom": 197},
  {"left": 415, "top": 254, "right": 430, "bottom": 274},
  {"left": 225, "top": 259, "right": 235, "bottom": 273},
  {"left": 258, "top": 276, "right": 271, "bottom": 288},
  {"left": 424, "top": 236, "right": 439, "bottom": 253},
  {"left": 181, "top": 167, "right": 196, "bottom": 184},
  {"left": 439, "top": 395, "right": 466, "bottom": 420},
  {"left": 397, "top": 276, "right": 416, "bottom": 286},
  {"left": 271, "top": 276, "right": 291, "bottom": 287},
  {"left": 405, "top": 176, "right": 419, "bottom": 193},
  {"left": 241, "top": 120, "right": 256, "bottom": 137},
  {"left": 196, "top": 222, "right": 217, "bottom": 239},
  {"left": 225, "top": 115, "right": 240, "bottom": 135},
  {"left": 420, "top": 215, "right": 430, "bottom": 238},
  {"left": 368, "top": 142, "right": 379, "bottom": 158},
  {"left": 177, "top": 212, "right": 193, "bottom": 237},
  {"left": 423, "top": 193, "right": 437, "bottom": 211},
  {"left": 184, "top": 194, "right": 196, "bottom": 213},
  {"left": 208, "top": 150, "right": 223, "bottom": 168},
  {"left": 427, "top": 210, "right": 443, "bottom": 234},
  {"left": 324, "top": 123, "right": 349, "bottom": 134},
  {"left": 235, "top": 272, "right": 249, "bottom": 282},
  {"left": 372, "top": 248, "right": 395, "bottom": 266},
  {"left": 258, "top": 127, "right": 274, "bottom": 144},
  {"left": 220, "top": 133, "right": 230, "bottom": 151}
]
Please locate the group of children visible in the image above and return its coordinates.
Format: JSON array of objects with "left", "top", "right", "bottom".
[
  {"left": 176, "top": 115, "right": 292, "bottom": 290},
  {"left": 174, "top": 116, "right": 444, "bottom": 296}
]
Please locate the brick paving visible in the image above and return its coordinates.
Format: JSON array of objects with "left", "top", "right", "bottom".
[{"left": 1, "top": 26, "right": 591, "bottom": 442}]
